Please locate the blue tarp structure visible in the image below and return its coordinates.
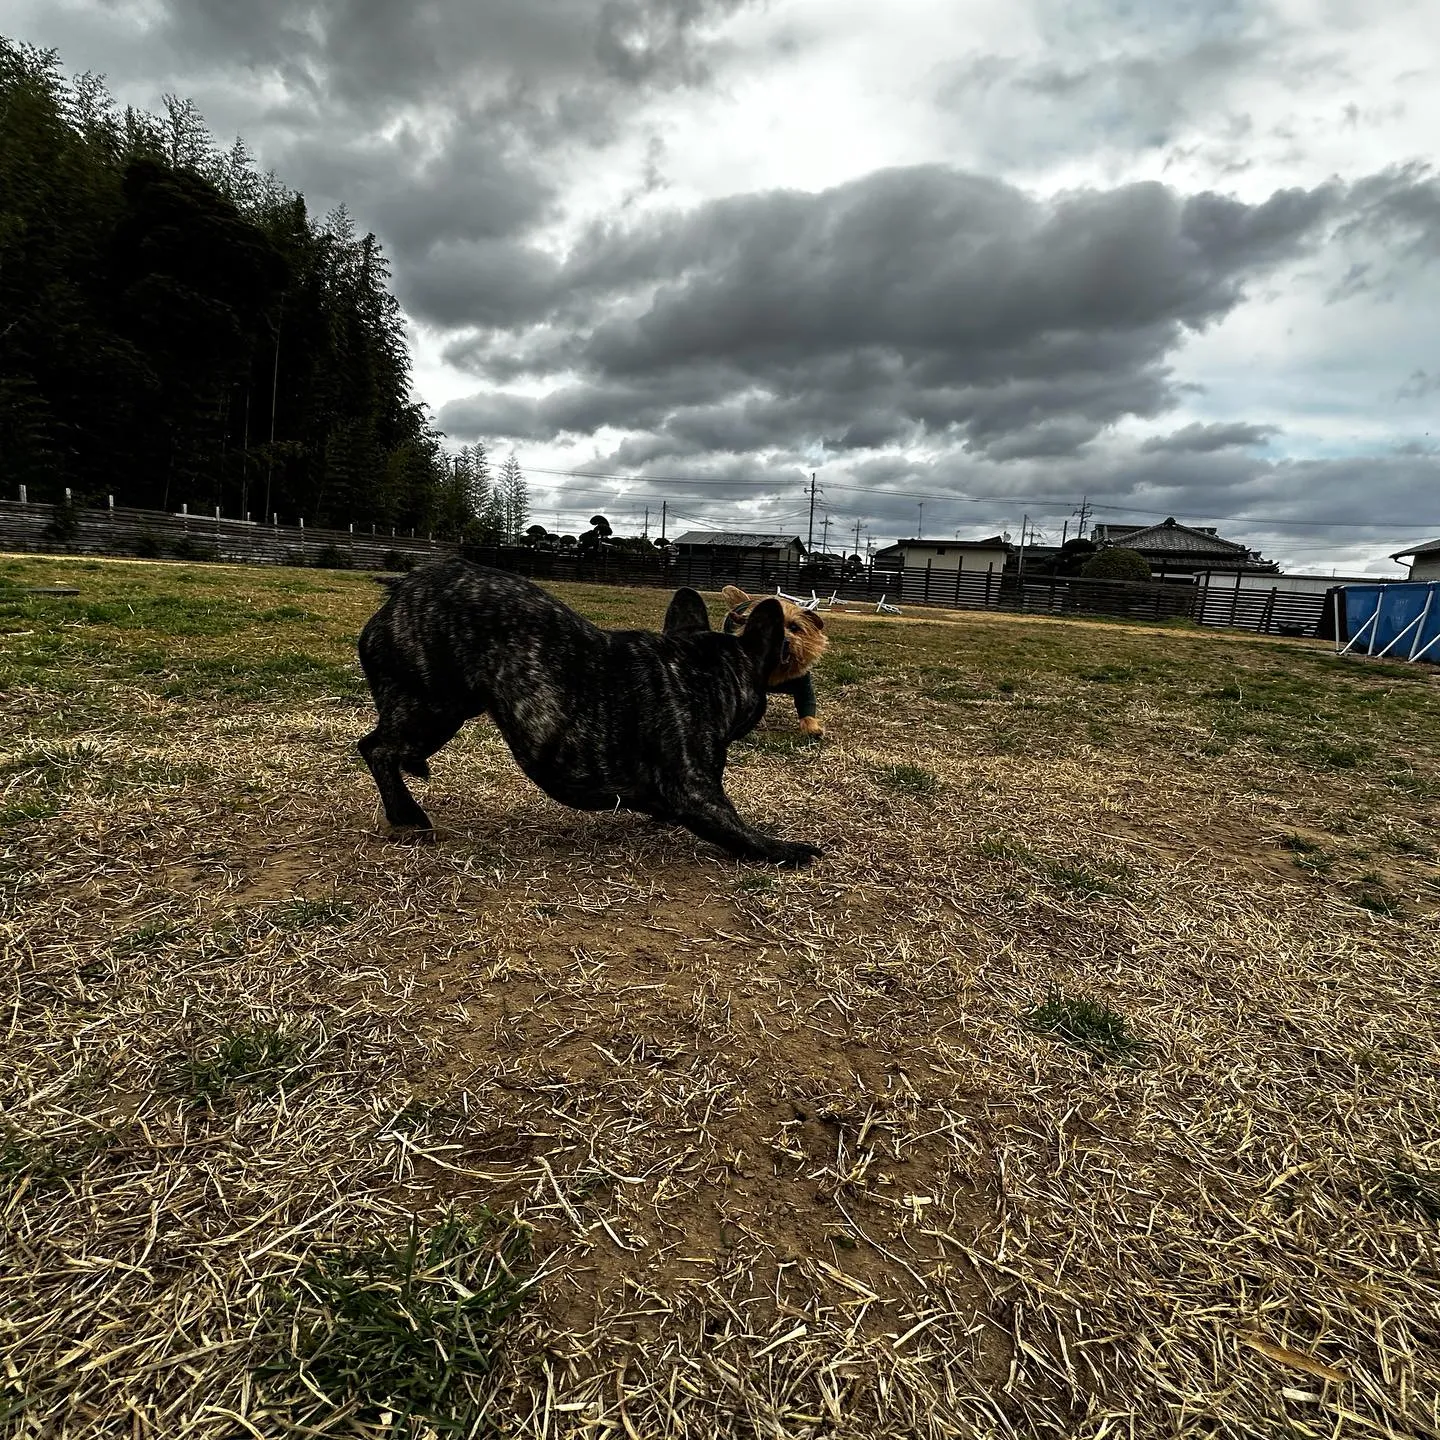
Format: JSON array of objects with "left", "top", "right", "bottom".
[{"left": 1335, "top": 582, "right": 1440, "bottom": 664}]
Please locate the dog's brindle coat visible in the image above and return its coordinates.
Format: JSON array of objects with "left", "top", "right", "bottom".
[{"left": 357, "top": 559, "right": 822, "bottom": 867}]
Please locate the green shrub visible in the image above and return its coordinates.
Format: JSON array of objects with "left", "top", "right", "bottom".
[
  {"left": 1080, "top": 547, "right": 1150, "bottom": 581},
  {"left": 310, "top": 543, "right": 354, "bottom": 570}
]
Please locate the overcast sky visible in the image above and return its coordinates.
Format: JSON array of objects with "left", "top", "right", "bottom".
[{"left": 7, "top": 0, "right": 1440, "bottom": 571}]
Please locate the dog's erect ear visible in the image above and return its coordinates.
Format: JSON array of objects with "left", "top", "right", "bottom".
[
  {"left": 721, "top": 584, "right": 751, "bottom": 609},
  {"left": 663, "top": 587, "right": 711, "bottom": 633},
  {"left": 737, "top": 596, "right": 786, "bottom": 677}
]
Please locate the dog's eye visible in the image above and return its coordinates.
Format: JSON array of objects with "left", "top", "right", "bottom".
[{"left": 787, "top": 622, "right": 801, "bottom": 632}]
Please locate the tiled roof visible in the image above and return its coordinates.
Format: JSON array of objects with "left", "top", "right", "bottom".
[
  {"left": 895, "top": 536, "right": 1008, "bottom": 549},
  {"left": 1103, "top": 519, "right": 1249, "bottom": 555},
  {"left": 670, "top": 531, "right": 803, "bottom": 549}
]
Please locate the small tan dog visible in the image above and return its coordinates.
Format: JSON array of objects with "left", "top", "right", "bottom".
[{"left": 721, "top": 585, "right": 829, "bottom": 739}]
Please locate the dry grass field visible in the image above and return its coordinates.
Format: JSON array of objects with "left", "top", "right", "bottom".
[{"left": 2, "top": 553, "right": 1438, "bottom": 1439}]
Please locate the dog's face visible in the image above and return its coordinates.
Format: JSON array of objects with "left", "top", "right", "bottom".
[{"left": 720, "top": 585, "right": 828, "bottom": 685}]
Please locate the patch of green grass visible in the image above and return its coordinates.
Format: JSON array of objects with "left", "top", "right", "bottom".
[
  {"left": 70, "top": 594, "right": 302, "bottom": 636},
  {"left": 1349, "top": 876, "right": 1404, "bottom": 918},
  {"left": 132, "top": 651, "right": 362, "bottom": 701},
  {"left": 1, "top": 1123, "right": 120, "bottom": 1188},
  {"left": 1034, "top": 857, "right": 1133, "bottom": 897},
  {"left": 259, "top": 1209, "right": 532, "bottom": 1432},
  {"left": 739, "top": 730, "right": 812, "bottom": 755},
  {"left": 924, "top": 680, "right": 992, "bottom": 703},
  {"left": 1382, "top": 767, "right": 1439, "bottom": 799},
  {"left": 1303, "top": 740, "right": 1374, "bottom": 771},
  {"left": 1028, "top": 990, "right": 1144, "bottom": 1061},
  {"left": 167, "top": 1021, "right": 328, "bottom": 1104},
  {"left": 0, "top": 793, "right": 62, "bottom": 828},
  {"left": 1382, "top": 1166, "right": 1440, "bottom": 1221},
  {"left": 976, "top": 837, "right": 1132, "bottom": 897},
  {"left": 874, "top": 762, "right": 939, "bottom": 798},
  {"left": 0, "top": 739, "right": 108, "bottom": 782},
  {"left": 113, "top": 919, "right": 186, "bottom": 956},
  {"left": 1279, "top": 833, "right": 1335, "bottom": 877},
  {"left": 737, "top": 872, "right": 777, "bottom": 894},
  {"left": 270, "top": 899, "right": 358, "bottom": 930},
  {"left": 825, "top": 656, "right": 865, "bottom": 686}
]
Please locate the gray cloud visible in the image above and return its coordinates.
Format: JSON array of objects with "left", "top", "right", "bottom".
[
  {"left": 436, "top": 165, "right": 1352, "bottom": 462},
  {"left": 930, "top": 0, "right": 1303, "bottom": 174},
  {"left": 151, "top": 0, "right": 751, "bottom": 104},
  {"left": 1396, "top": 369, "right": 1440, "bottom": 400},
  {"left": 1140, "top": 421, "right": 1279, "bottom": 453},
  {"left": 11, "top": 0, "right": 1438, "bottom": 570}
]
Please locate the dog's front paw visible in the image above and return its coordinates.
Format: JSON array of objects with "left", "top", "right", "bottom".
[
  {"left": 798, "top": 716, "right": 823, "bottom": 744},
  {"left": 771, "top": 840, "right": 823, "bottom": 868}
]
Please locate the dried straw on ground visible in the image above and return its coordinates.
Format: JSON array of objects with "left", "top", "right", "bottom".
[{"left": 2, "top": 557, "right": 1438, "bottom": 1438}]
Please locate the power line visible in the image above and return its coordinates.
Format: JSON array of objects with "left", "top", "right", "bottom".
[{"left": 512, "top": 463, "right": 1440, "bottom": 530}]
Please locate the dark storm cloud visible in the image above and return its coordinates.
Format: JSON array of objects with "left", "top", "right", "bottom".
[
  {"left": 29, "top": 0, "right": 758, "bottom": 283},
  {"left": 1140, "top": 421, "right": 1278, "bottom": 453},
  {"left": 436, "top": 164, "right": 1350, "bottom": 460},
  {"left": 150, "top": 0, "right": 751, "bottom": 104}
]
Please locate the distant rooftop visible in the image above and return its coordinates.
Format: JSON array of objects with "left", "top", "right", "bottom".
[
  {"left": 670, "top": 531, "right": 804, "bottom": 549},
  {"left": 892, "top": 536, "right": 1008, "bottom": 549},
  {"left": 1391, "top": 538, "right": 1440, "bottom": 560},
  {"left": 1097, "top": 518, "right": 1248, "bottom": 555}
]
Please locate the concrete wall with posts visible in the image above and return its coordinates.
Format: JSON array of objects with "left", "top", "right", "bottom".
[{"left": 0, "top": 492, "right": 453, "bottom": 569}]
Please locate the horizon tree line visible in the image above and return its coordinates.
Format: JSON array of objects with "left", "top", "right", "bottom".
[{"left": 0, "top": 35, "right": 551, "bottom": 545}]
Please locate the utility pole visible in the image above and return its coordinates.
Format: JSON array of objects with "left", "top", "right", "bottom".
[
  {"left": 820, "top": 513, "right": 831, "bottom": 555},
  {"left": 917, "top": 501, "right": 924, "bottom": 537},
  {"left": 1018, "top": 514, "right": 1029, "bottom": 576},
  {"left": 807, "top": 472, "right": 818, "bottom": 553},
  {"left": 643, "top": 506, "right": 649, "bottom": 539},
  {"left": 852, "top": 518, "right": 862, "bottom": 556},
  {"left": 660, "top": 501, "right": 667, "bottom": 541},
  {"left": 1074, "top": 494, "right": 1091, "bottom": 539}
]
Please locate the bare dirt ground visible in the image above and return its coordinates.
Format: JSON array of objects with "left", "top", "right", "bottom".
[{"left": 2, "top": 554, "right": 1438, "bottom": 1438}]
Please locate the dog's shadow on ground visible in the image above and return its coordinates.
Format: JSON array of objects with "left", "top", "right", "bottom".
[{"left": 362, "top": 806, "right": 758, "bottom": 872}]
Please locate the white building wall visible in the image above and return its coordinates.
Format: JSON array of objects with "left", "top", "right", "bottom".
[{"left": 899, "top": 545, "right": 1008, "bottom": 572}]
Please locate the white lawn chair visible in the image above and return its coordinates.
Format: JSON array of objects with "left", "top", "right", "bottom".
[
  {"left": 875, "top": 593, "right": 902, "bottom": 615},
  {"left": 775, "top": 585, "right": 821, "bottom": 612}
]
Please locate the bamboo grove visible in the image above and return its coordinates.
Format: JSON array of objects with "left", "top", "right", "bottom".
[{"left": 0, "top": 37, "right": 505, "bottom": 538}]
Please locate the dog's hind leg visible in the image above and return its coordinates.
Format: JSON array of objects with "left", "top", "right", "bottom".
[{"left": 358, "top": 698, "right": 468, "bottom": 832}]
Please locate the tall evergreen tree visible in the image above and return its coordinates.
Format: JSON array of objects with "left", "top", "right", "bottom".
[
  {"left": 0, "top": 36, "right": 453, "bottom": 530},
  {"left": 498, "top": 454, "right": 528, "bottom": 541}
]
